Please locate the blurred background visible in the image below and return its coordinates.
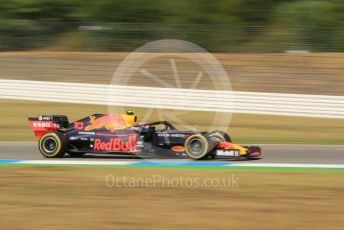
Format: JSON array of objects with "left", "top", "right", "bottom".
[
  {"left": 0, "top": 0, "right": 343, "bottom": 52},
  {"left": 0, "top": 0, "right": 343, "bottom": 143}
]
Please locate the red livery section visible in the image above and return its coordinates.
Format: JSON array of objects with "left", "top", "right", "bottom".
[
  {"left": 73, "top": 121, "right": 84, "bottom": 130},
  {"left": 94, "top": 135, "right": 137, "bottom": 152},
  {"left": 217, "top": 141, "right": 234, "bottom": 149},
  {"left": 28, "top": 120, "right": 58, "bottom": 138}
]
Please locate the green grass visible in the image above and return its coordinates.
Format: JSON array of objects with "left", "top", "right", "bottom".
[{"left": 1, "top": 99, "right": 344, "bottom": 144}]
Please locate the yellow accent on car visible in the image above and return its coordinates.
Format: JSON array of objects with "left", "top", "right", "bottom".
[
  {"left": 122, "top": 114, "right": 137, "bottom": 127},
  {"left": 230, "top": 143, "right": 248, "bottom": 155}
]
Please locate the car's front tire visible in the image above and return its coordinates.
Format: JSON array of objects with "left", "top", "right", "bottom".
[
  {"left": 184, "top": 134, "right": 215, "bottom": 160},
  {"left": 38, "top": 132, "right": 68, "bottom": 158},
  {"left": 209, "top": 130, "right": 231, "bottom": 142}
]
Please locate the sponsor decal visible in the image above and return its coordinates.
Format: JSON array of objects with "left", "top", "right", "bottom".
[
  {"left": 157, "top": 133, "right": 185, "bottom": 138},
  {"left": 32, "top": 122, "right": 57, "bottom": 128},
  {"left": 94, "top": 135, "right": 137, "bottom": 152},
  {"left": 28, "top": 120, "right": 58, "bottom": 138},
  {"left": 38, "top": 116, "right": 51, "bottom": 121},
  {"left": 216, "top": 149, "right": 240, "bottom": 157},
  {"left": 78, "top": 131, "right": 95, "bottom": 135}
]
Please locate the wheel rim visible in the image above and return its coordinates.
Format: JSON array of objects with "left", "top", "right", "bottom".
[
  {"left": 188, "top": 138, "right": 205, "bottom": 156},
  {"left": 42, "top": 137, "right": 58, "bottom": 154}
]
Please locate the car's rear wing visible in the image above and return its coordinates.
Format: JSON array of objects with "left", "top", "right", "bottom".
[{"left": 28, "top": 115, "right": 69, "bottom": 138}]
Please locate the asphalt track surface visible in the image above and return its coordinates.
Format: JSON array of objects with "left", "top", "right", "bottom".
[{"left": 0, "top": 142, "right": 342, "bottom": 164}]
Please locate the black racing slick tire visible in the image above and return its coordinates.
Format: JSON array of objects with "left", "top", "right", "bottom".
[
  {"left": 184, "top": 134, "right": 216, "bottom": 160},
  {"left": 209, "top": 130, "right": 231, "bottom": 142},
  {"left": 38, "top": 132, "right": 68, "bottom": 158}
]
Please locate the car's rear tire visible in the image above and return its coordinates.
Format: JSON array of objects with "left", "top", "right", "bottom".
[
  {"left": 209, "top": 130, "right": 231, "bottom": 142},
  {"left": 184, "top": 134, "right": 215, "bottom": 160},
  {"left": 38, "top": 132, "right": 68, "bottom": 158}
]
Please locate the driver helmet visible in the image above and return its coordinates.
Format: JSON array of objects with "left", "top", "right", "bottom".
[{"left": 122, "top": 109, "right": 137, "bottom": 127}]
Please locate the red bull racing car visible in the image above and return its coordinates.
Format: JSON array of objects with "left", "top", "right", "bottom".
[{"left": 28, "top": 111, "right": 261, "bottom": 160}]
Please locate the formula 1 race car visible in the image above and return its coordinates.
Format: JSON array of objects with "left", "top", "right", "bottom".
[{"left": 28, "top": 111, "right": 261, "bottom": 160}]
